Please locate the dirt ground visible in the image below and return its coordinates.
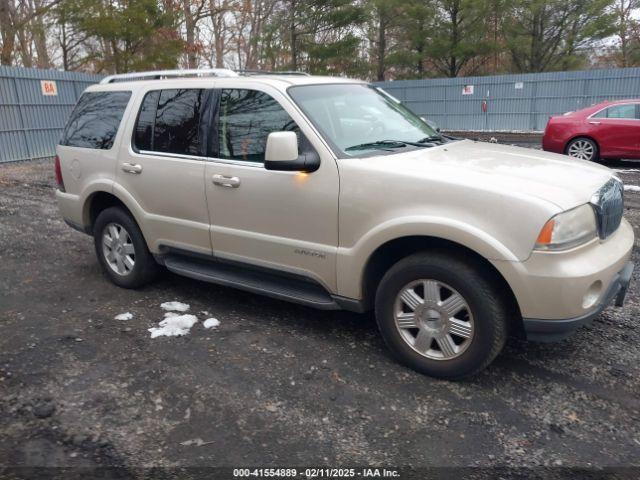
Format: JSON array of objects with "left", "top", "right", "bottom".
[{"left": 1, "top": 139, "right": 640, "bottom": 478}]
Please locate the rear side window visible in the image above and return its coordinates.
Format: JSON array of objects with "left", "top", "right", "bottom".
[
  {"left": 593, "top": 104, "right": 638, "bottom": 119},
  {"left": 61, "top": 91, "right": 131, "bottom": 149},
  {"left": 133, "top": 89, "right": 207, "bottom": 156},
  {"left": 134, "top": 90, "right": 160, "bottom": 151},
  {"left": 218, "top": 89, "right": 298, "bottom": 163}
]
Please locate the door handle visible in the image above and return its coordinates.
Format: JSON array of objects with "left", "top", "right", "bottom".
[
  {"left": 122, "top": 163, "right": 143, "bottom": 174},
  {"left": 589, "top": 121, "right": 601, "bottom": 125},
  {"left": 212, "top": 174, "right": 240, "bottom": 188}
]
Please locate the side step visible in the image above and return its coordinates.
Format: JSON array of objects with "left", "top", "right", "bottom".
[{"left": 163, "top": 254, "right": 340, "bottom": 310}]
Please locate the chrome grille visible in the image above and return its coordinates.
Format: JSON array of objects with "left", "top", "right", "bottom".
[{"left": 591, "top": 179, "right": 624, "bottom": 239}]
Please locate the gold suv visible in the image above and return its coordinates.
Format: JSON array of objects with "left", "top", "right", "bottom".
[{"left": 55, "top": 69, "right": 634, "bottom": 378}]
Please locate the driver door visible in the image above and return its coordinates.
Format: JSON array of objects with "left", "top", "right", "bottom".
[{"left": 204, "top": 86, "right": 340, "bottom": 292}]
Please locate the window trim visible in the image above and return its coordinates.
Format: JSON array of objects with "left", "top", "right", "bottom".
[
  {"left": 588, "top": 102, "right": 640, "bottom": 121},
  {"left": 137, "top": 149, "right": 264, "bottom": 168}
]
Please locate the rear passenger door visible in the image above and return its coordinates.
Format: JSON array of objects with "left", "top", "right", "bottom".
[{"left": 115, "top": 88, "right": 214, "bottom": 255}]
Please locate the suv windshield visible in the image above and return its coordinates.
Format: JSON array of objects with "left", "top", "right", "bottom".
[{"left": 288, "top": 84, "right": 443, "bottom": 158}]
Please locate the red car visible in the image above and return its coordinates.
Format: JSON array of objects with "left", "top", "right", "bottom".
[{"left": 542, "top": 99, "right": 640, "bottom": 162}]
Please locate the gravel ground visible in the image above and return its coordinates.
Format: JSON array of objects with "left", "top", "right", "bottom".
[{"left": 1, "top": 144, "right": 640, "bottom": 477}]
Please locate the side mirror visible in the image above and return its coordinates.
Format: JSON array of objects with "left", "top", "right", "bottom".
[
  {"left": 264, "top": 131, "right": 320, "bottom": 172},
  {"left": 421, "top": 116, "right": 440, "bottom": 133}
]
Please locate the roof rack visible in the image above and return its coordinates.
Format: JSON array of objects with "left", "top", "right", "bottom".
[
  {"left": 236, "top": 69, "right": 311, "bottom": 76},
  {"left": 99, "top": 68, "right": 239, "bottom": 84}
]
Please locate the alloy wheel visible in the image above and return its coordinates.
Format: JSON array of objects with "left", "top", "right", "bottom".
[
  {"left": 102, "top": 222, "right": 135, "bottom": 276},
  {"left": 567, "top": 140, "right": 595, "bottom": 161},
  {"left": 393, "top": 279, "right": 474, "bottom": 360}
]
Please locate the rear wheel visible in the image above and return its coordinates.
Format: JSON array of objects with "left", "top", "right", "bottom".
[
  {"left": 566, "top": 137, "right": 598, "bottom": 161},
  {"left": 94, "top": 207, "right": 158, "bottom": 288},
  {"left": 374, "top": 252, "right": 508, "bottom": 379}
]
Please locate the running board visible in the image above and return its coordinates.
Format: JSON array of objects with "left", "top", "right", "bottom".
[{"left": 163, "top": 254, "right": 340, "bottom": 310}]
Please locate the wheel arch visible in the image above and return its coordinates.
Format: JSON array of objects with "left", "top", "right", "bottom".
[
  {"left": 82, "top": 190, "right": 144, "bottom": 238},
  {"left": 360, "top": 236, "right": 523, "bottom": 336}
]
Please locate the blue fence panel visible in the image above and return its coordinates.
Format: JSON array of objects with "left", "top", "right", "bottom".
[
  {"left": 0, "top": 66, "right": 102, "bottom": 163},
  {"left": 2, "top": 66, "right": 640, "bottom": 162},
  {"left": 375, "top": 67, "right": 640, "bottom": 132}
]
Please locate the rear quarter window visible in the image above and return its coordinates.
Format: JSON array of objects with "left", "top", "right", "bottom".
[{"left": 61, "top": 91, "right": 131, "bottom": 149}]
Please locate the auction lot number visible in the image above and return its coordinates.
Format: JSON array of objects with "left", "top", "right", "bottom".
[{"left": 233, "top": 468, "right": 400, "bottom": 478}]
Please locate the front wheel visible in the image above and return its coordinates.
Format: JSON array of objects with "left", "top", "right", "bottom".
[
  {"left": 374, "top": 252, "right": 508, "bottom": 379},
  {"left": 566, "top": 137, "right": 598, "bottom": 161}
]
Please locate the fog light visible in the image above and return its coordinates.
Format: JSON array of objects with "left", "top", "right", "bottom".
[{"left": 582, "top": 281, "right": 603, "bottom": 309}]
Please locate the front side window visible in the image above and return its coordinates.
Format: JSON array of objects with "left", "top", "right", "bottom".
[
  {"left": 61, "top": 91, "right": 131, "bottom": 149},
  {"left": 593, "top": 104, "right": 638, "bottom": 119},
  {"left": 288, "top": 84, "right": 440, "bottom": 158},
  {"left": 218, "top": 89, "right": 298, "bottom": 163}
]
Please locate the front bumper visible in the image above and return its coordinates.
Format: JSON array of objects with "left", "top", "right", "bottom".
[{"left": 523, "top": 261, "right": 634, "bottom": 342}]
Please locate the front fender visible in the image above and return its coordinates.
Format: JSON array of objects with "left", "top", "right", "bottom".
[{"left": 336, "top": 215, "right": 519, "bottom": 300}]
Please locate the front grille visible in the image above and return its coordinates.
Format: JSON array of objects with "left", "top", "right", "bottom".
[{"left": 591, "top": 178, "right": 624, "bottom": 239}]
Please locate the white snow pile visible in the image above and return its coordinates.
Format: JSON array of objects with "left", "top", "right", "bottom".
[
  {"left": 203, "top": 318, "right": 220, "bottom": 329},
  {"left": 148, "top": 314, "right": 199, "bottom": 338},
  {"left": 149, "top": 302, "right": 220, "bottom": 338},
  {"left": 114, "top": 312, "right": 133, "bottom": 321},
  {"left": 624, "top": 185, "right": 640, "bottom": 192},
  {"left": 160, "top": 301, "right": 190, "bottom": 312}
]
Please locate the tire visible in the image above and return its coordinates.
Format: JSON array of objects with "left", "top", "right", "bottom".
[
  {"left": 374, "top": 251, "right": 508, "bottom": 379},
  {"left": 566, "top": 137, "right": 599, "bottom": 162},
  {"left": 93, "top": 207, "right": 158, "bottom": 288}
]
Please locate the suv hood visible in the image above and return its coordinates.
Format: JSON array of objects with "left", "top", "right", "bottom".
[{"left": 365, "top": 139, "right": 614, "bottom": 211}]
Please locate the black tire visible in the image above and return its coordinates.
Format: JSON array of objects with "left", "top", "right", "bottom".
[
  {"left": 374, "top": 251, "right": 508, "bottom": 379},
  {"left": 93, "top": 207, "right": 158, "bottom": 288},
  {"left": 566, "top": 137, "right": 599, "bottom": 162}
]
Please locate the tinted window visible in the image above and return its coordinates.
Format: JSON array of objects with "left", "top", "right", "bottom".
[
  {"left": 153, "top": 89, "right": 205, "bottom": 155},
  {"left": 218, "top": 89, "right": 298, "bottom": 163},
  {"left": 61, "top": 91, "right": 131, "bottom": 149},
  {"left": 594, "top": 104, "right": 637, "bottom": 119},
  {"left": 134, "top": 90, "right": 160, "bottom": 151}
]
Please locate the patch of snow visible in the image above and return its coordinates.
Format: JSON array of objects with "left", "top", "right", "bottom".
[
  {"left": 160, "top": 301, "right": 190, "bottom": 312},
  {"left": 114, "top": 312, "right": 133, "bottom": 321},
  {"left": 148, "top": 314, "right": 198, "bottom": 338},
  {"left": 624, "top": 185, "right": 640, "bottom": 192},
  {"left": 164, "top": 311, "right": 180, "bottom": 318},
  {"left": 180, "top": 438, "right": 214, "bottom": 447},
  {"left": 203, "top": 318, "right": 220, "bottom": 329}
]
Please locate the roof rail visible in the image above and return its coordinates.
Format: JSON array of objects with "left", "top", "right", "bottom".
[
  {"left": 99, "top": 68, "right": 239, "bottom": 84},
  {"left": 236, "top": 70, "right": 311, "bottom": 76}
]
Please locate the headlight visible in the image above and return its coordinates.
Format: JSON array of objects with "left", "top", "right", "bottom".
[{"left": 534, "top": 204, "right": 597, "bottom": 251}]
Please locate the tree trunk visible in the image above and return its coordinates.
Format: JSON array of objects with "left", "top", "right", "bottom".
[
  {"left": 183, "top": 0, "right": 198, "bottom": 68},
  {"left": 376, "top": 14, "right": 387, "bottom": 81},
  {"left": 289, "top": 0, "right": 297, "bottom": 70},
  {"left": 0, "top": 0, "right": 16, "bottom": 65}
]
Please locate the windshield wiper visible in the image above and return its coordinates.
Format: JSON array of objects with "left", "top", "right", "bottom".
[
  {"left": 417, "top": 135, "right": 445, "bottom": 143},
  {"left": 345, "top": 139, "right": 432, "bottom": 152}
]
